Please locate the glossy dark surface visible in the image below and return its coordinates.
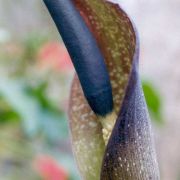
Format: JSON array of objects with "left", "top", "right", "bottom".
[{"left": 43, "top": 0, "right": 113, "bottom": 116}]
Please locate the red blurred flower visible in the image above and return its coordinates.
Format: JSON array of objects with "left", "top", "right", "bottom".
[
  {"left": 34, "top": 155, "right": 69, "bottom": 180},
  {"left": 38, "top": 42, "right": 73, "bottom": 73}
]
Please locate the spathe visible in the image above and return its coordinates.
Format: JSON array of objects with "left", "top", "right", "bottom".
[{"left": 43, "top": 0, "right": 160, "bottom": 179}]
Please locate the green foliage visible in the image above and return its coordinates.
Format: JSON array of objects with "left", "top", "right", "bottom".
[
  {"left": 142, "top": 80, "right": 164, "bottom": 125},
  {"left": 0, "top": 77, "right": 69, "bottom": 142},
  {"left": 0, "top": 96, "right": 20, "bottom": 123},
  {"left": 25, "top": 81, "right": 62, "bottom": 115},
  {"left": 0, "top": 75, "right": 78, "bottom": 178}
]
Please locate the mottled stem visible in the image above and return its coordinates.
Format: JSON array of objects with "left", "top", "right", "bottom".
[{"left": 101, "top": 60, "right": 160, "bottom": 180}]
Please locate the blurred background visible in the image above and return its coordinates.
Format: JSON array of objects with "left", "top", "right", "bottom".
[{"left": 0, "top": 0, "right": 179, "bottom": 179}]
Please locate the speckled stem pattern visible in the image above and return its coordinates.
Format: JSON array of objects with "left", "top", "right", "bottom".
[
  {"left": 101, "top": 57, "right": 160, "bottom": 180},
  {"left": 69, "top": 1, "right": 160, "bottom": 179}
]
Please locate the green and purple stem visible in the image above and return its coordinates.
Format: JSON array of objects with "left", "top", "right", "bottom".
[{"left": 43, "top": 0, "right": 160, "bottom": 179}]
